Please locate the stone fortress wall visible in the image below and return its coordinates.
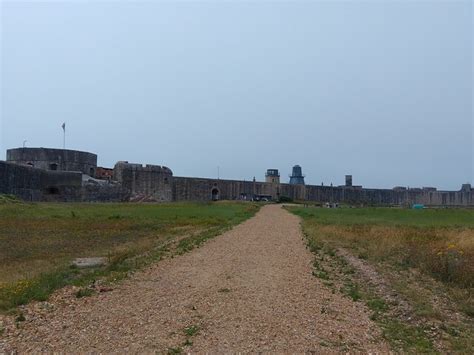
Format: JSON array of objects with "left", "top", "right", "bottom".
[
  {"left": 0, "top": 160, "right": 82, "bottom": 201},
  {"left": 1, "top": 148, "right": 126, "bottom": 202},
  {"left": 1, "top": 147, "right": 473, "bottom": 206},
  {"left": 114, "top": 162, "right": 173, "bottom": 202},
  {"left": 7, "top": 148, "right": 97, "bottom": 176}
]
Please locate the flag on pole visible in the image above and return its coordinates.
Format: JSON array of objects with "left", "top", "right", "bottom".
[{"left": 62, "top": 122, "right": 66, "bottom": 149}]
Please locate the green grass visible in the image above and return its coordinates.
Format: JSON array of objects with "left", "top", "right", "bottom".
[
  {"left": 184, "top": 325, "right": 199, "bottom": 337},
  {"left": 0, "top": 201, "right": 259, "bottom": 312},
  {"left": 366, "top": 298, "right": 388, "bottom": 313},
  {"left": 290, "top": 207, "right": 474, "bottom": 289},
  {"left": 380, "top": 319, "right": 434, "bottom": 353},
  {"left": 167, "top": 346, "right": 183, "bottom": 354},
  {"left": 75, "top": 287, "right": 95, "bottom": 298},
  {"left": 290, "top": 206, "right": 474, "bottom": 353},
  {"left": 293, "top": 207, "right": 474, "bottom": 228}
]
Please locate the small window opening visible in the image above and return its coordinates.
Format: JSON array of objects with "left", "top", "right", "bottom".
[{"left": 46, "top": 187, "right": 60, "bottom": 195}]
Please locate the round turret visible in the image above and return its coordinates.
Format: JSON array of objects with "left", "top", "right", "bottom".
[{"left": 7, "top": 147, "right": 97, "bottom": 176}]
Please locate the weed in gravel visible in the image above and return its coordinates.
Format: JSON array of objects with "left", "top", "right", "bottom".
[
  {"left": 381, "top": 319, "right": 434, "bottom": 353},
  {"left": 358, "top": 252, "right": 368, "bottom": 260},
  {"left": 167, "top": 346, "right": 183, "bottom": 354},
  {"left": 313, "top": 270, "right": 330, "bottom": 280},
  {"left": 440, "top": 324, "right": 474, "bottom": 352},
  {"left": 218, "top": 288, "right": 231, "bottom": 293},
  {"left": 393, "top": 280, "right": 441, "bottom": 320},
  {"left": 15, "top": 313, "right": 25, "bottom": 322},
  {"left": 184, "top": 325, "right": 199, "bottom": 337},
  {"left": 343, "top": 282, "right": 362, "bottom": 301},
  {"left": 325, "top": 247, "right": 336, "bottom": 257},
  {"left": 366, "top": 298, "right": 388, "bottom": 313},
  {"left": 343, "top": 267, "right": 356, "bottom": 275},
  {"left": 307, "top": 238, "right": 322, "bottom": 253},
  {"left": 75, "top": 288, "right": 94, "bottom": 298}
]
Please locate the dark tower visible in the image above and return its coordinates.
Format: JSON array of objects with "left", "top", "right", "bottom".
[
  {"left": 289, "top": 165, "right": 305, "bottom": 185},
  {"left": 345, "top": 175, "right": 353, "bottom": 187}
]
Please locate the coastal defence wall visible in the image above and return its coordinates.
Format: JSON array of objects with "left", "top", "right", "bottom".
[
  {"left": 0, "top": 161, "right": 127, "bottom": 202},
  {"left": 302, "top": 185, "right": 474, "bottom": 207},
  {"left": 172, "top": 176, "right": 279, "bottom": 201},
  {"left": 0, "top": 160, "right": 82, "bottom": 201},
  {"left": 171, "top": 176, "right": 474, "bottom": 207},
  {"left": 114, "top": 162, "right": 173, "bottom": 202},
  {"left": 1, "top": 145, "right": 473, "bottom": 206},
  {"left": 7, "top": 148, "right": 97, "bottom": 176}
]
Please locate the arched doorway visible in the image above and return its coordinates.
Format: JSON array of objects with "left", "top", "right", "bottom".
[{"left": 211, "top": 188, "right": 220, "bottom": 201}]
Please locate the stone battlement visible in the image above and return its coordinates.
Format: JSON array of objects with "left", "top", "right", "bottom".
[
  {"left": 7, "top": 147, "right": 97, "bottom": 176},
  {"left": 1, "top": 147, "right": 473, "bottom": 206}
]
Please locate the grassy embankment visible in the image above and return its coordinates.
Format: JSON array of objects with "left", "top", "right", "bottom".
[
  {"left": 0, "top": 198, "right": 259, "bottom": 312},
  {"left": 289, "top": 206, "right": 474, "bottom": 353}
]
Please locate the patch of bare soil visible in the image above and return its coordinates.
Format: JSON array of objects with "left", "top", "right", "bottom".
[{"left": 1, "top": 205, "right": 388, "bottom": 353}]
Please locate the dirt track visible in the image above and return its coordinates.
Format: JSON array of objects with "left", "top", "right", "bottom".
[{"left": 1, "top": 205, "right": 388, "bottom": 352}]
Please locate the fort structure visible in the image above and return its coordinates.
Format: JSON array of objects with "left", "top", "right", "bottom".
[
  {"left": 289, "top": 165, "right": 305, "bottom": 185},
  {"left": 7, "top": 147, "right": 97, "bottom": 176},
  {"left": 113, "top": 162, "right": 173, "bottom": 202},
  {"left": 1, "top": 146, "right": 473, "bottom": 206},
  {"left": 345, "top": 175, "right": 353, "bottom": 187},
  {"left": 265, "top": 169, "right": 280, "bottom": 184}
]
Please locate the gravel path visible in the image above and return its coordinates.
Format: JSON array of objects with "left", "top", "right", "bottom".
[{"left": 1, "top": 205, "right": 388, "bottom": 353}]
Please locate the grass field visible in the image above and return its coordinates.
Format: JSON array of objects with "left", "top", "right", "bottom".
[
  {"left": 289, "top": 206, "right": 474, "bottom": 352},
  {"left": 0, "top": 199, "right": 259, "bottom": 312}
]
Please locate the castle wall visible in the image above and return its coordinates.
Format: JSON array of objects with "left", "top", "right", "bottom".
[
  {"left": 0, "top": 161, "right": 127, "bottom": 202},
  {"left": 171, "top": 177, "right": 474, "bottom": 206},
  {"left": 0, "top": 160, "right": 82, "bottom": 201},
  {"left": 7, "top": 148, "right": 97, "bottom": 176},
  {"left": 302, "top": 185, "right": 473, "bottom": 207},
  {"left": 2, "top": 146, "right": 473, "bottom": 206},
  {"left": 113, "top": 162, "right": 173, "bottom": 202},
  {"left": 173, "top": 177, "right": 278, "bottom": 201},
  {"left": 81, "top": 183, "right": 130, "bottom": 203}
]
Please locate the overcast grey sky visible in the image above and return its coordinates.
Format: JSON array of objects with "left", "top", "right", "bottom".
[{"left": 1, "top": 0, "right": 472, "bottom": 190}]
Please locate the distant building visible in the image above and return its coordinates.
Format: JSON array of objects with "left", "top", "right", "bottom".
[
  {"left": 393, "top": 186, "right": 407, "bottom": 191},
  {"left": 2, "top": 146, "right": 473, "bottom": 206},
  {"left": 345, "top": 175, "right": 353, "bottom": 187},
  {"left": 265, "top": 169, "right": 280, "bottom": 184},
  {"left": 95, "top": 167, "right": 114, "bottom": 181},
  {"left": 7, "top": 147, "right": 97, "bottom": 176},
  {"left": 289, "top": 165, "right": 305, "bottom": 185}
]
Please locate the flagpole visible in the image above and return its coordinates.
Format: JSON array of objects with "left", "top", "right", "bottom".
[{"left": 62, "top": 122, "right": 66, "bottom": 149}]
